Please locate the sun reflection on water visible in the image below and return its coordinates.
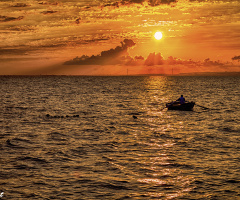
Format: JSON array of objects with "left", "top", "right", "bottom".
[{"left": 135, "top": 76, "right": 194, "bottom": 199}]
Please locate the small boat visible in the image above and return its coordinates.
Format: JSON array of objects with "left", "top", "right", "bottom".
[{"left": 166, "top": 101, "right": 195, "bottom": 111}]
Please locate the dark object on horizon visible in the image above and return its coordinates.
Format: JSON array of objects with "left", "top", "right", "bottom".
[
  {"left": 133, "top": 115, "right": 138, "bottom": 119},
  {"left": 166, "top": 101, "right": 195, "bottom": 111}
]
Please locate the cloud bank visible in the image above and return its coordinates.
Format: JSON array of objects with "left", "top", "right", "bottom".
[
  {"left": 106, "top": 0, "right": 177, "bottom": 6},
  {"left": 64, "top": 39, "right": 240, "bottom": 74},
  {"left": 64, "top": 39, "right": 136, "bottom": 65},
  {"left": 0, "top": 15, "right": 24, "bottom": 23},
  {"left": 232, "top": 55, "right": 240, "bottom": 62},
  {"left": 64, "top": 40, "right": 236, "bottom": 70}
]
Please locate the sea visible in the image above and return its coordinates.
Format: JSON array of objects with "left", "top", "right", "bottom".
[{"left": 0, "top": 76, "right": 239, "bottom": 200}]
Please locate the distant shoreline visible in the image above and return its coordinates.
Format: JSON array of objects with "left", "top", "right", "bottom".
[{"left": 0, "top": 72, "right": 239, "bottom": 77}]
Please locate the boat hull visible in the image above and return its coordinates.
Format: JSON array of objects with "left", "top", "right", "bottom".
[{"left": 166, "top": 101, "right": 195, "bottom": 111}]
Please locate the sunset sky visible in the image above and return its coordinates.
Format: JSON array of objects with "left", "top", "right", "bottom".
[{"left": 0, "top": 0, "right": 240, "bottom": 75}]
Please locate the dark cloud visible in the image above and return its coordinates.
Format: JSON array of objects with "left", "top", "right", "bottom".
[
  {"left": 143, "top": 53, "right": 234, "bottom": 67},
  {"left": 203, "top": 58, "right": 224, "bottom": 66},
  {"left": 103, "top": 2, "right": 120, "bottom": 7},
  {"left": 232, "top": 55, "right": 240, "bottom": 61},
  {"left": 125, "top": 0, "right": 145, "bottom": 3},
  {"left": 75, "top": 17, "right": 82, "bottom": 24},
  {"left": 166, "top": 56, "right": 197, "bottom": 66},
  {"left": 41, "top": 10, "right": 58, "bottom": 15},
  {"left": 64, "top": 39, "right": 136, "bottom": 65},
  {"left": 11, "top": 3, "right": 30, "bottom": 7},
  {"left": 135, "top": 55, "right": 144, "bottom": 60},
  {"left": 39, "top": 2, "right": 59, "bottom": 6},
  {"left": 0, "top": 15, "right": 24, "bottom": 23},
  {"left": 7, "top": 25, "right": 35, "bottom": 32},
  {"left": 125, "top": 0, "right": 177, "bottom": 5},
  {"left": 64, "top": 40, "right": 237, "bottom": 69},
  {"left": 120, "top": 55, "right": 145, "bottom": 66},
  {"left": 102, "top": 0, "right": 177, "bottom": 7},
  {"left": 144, "top": 52, "right": 164, "bottom": 66},
  {"left": 144, "top": 54, "right": 224, "bottom": 66},
  {"left": 0, "top": 48, "right": 34, "bottom": 55},
  {"left": 148, "top": 0, "right": 177, "bottom": 6}
]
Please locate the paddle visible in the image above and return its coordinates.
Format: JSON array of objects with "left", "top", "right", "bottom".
[
  {"left": 195, "top": 104, "right": 210, "bottom": 110},
  {"left": 160, "top": 107, "right": 167, "bottom": 111}
]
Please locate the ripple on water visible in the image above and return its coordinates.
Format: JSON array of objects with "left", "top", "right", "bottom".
[
  {"left": 0, "top": 76, "right": 239, "bottom": 199},
  {"left": 17, "top": 156, "right": 48, "bottom": 164},
  {"left": 116, "top": 131, "right": 129, "bottom": 135}
]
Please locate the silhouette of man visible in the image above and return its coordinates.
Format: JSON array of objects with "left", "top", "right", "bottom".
[{"left": 177, "top": 95, "right": 185, "bottom": 104}]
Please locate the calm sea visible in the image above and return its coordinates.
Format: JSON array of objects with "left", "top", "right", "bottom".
[{"left": 0, "top": 76, "right": 239, "bottom": 199}]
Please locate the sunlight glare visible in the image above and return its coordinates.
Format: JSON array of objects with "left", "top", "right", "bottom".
[{"left": 154, "top": 31, "right": 163, "bottom": 40}]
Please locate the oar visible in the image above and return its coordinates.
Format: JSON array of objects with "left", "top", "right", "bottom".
[
  {"left": 160, "top": 107, "right": 167, "bottom": 111},
  {"left": 195, "top": 104, "right": 210, "bottom": 110}
]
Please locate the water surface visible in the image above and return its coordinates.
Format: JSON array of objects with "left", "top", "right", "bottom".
[{"left": 1, "top": 76, "right": 239, "bottom": 199}]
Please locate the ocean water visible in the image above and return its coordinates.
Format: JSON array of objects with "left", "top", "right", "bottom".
[{"left": 0, "top": 76, "right": 239, "bottom": 200}]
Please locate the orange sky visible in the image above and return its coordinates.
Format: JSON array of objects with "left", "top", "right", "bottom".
[{"left": 0, "top": 0, "right": 240, "bottom": 75}]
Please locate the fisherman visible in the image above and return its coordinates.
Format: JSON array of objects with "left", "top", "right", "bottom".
[{"left": 177, "top": 95, "right": 185, "bottom": 104}]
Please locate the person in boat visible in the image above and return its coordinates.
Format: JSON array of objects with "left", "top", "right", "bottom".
[{"left": 177, "top": 95, "right": 185, "bottom": 104}]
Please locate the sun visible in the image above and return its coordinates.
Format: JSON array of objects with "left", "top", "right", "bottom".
[{"left": 154, "top": 31, "right": 163, "bottom": 40}]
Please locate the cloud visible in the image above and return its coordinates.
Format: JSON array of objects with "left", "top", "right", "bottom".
[
  {"left": 7, "top": 25, "right": 36, "bottom": 32},
  {"left": 0, "top": 15, "right": 24, "bottom": 23},
  {"left": 64, "top": 39, "right": 238, "bottom": 71},
  {"left": 148, "top": 0, "right": 177, "bottom": 5},
  {"left": 11, "top": 3, "right": 30, "bottom": 7},
  {"left": 102, "top": 0, "right": 177, "bottom": 7},
  {"left": 136, "top": 50, "right": 236, "bottom": 68},
  {"left": 202, "top": 58, "right": 224, "bottom": 66},
  {"left": 145, "top": 52, "right": 164, "bottom": 66},
  {"left": 38, "top": 2, "right": 59, "bottom": 6},
  {"left": 0, "top": 48, "right": 30, "bottom": 55},
  {"left": 143, "top": 53, "right": 199, "bottom": 66},
  {"left": 41, "top": 10, "right": 58, "bottom": 15},
  {"left": 64, "top": 39, "right": 136, "bottom": 65},
  {"left": 232, "top": 55, "right": 240, "bottom": 61},
  {"left": 125, "top": 0, "right": 177, "bottom": 5},
  {"left": 144, "top": 53, "right": 233, "bottom": 67}
]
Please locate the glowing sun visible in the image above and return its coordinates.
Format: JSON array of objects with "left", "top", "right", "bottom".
[{"left": 154, "top": 31, "right": 163, "bottom": 40}]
